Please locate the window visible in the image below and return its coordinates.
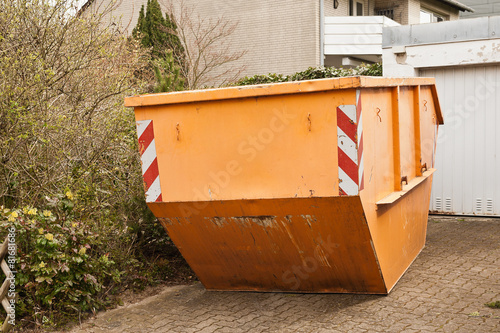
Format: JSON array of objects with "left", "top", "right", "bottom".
[
  {"left": 349, "top": 0, "right": 364, "bottom": 16},
  {"left": 376, "top": 8, "right": 394, "bottom": 20},
  {"left": 420, "top": 9, "right": 445, "bottom": 23},
  {"left": 356, "top": 2, "right": 363, "bottom": 16}
]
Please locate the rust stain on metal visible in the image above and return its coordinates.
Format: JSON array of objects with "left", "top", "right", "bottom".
[
  {"left": 313, "top": 245, "right": 332, "bottom": 268},
  {"left": 280, "top": 217, "right": 306, "bottom": 261},
  {"left": 301, "top": 215, "right": 317, "bottom": 229},
  {"left": 231, "top": 216, "right": 278, "bottom": 229},
  {"left": 208, "top": 217, "right": 228, "bottom": 228},
  {"left": 158, "top": 217, "right": 172, "bottom": 227}
]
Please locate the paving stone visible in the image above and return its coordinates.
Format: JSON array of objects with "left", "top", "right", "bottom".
[{"left": 67, "top": 216, "right": 500, "bottom": 333}]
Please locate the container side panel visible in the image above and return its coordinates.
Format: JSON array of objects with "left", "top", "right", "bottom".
[
  {"left": 419, "top": 86, "right": 440, "bottom": 171},
  {"left": 362, "top": 177, "right": 432, "bottom": 290},
  {"left": 359, "top": 87, "right": 436, "bottom": 290},
  {"left": 356, "top": 88, "right": 396, "bottom": 202},
  {"left": 391, "top": 87, "right": 402, "bottom": 192},
  {"left": 134, "top": 91, "right": 355, "bottom": 202},
  {"left": 398, "top": 87, "right": 417, "bottom": 182},
  {"left": 148, "top": 197, "right": 387, "bottom": 294}
]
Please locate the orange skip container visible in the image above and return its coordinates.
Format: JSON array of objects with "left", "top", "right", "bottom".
[{"left": 125, "top": 77, "right": 443, "bottom": 294}]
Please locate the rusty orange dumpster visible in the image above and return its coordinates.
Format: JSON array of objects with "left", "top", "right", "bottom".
[{"left": 125, "top": 76, "right": 443, "bottom": 294}]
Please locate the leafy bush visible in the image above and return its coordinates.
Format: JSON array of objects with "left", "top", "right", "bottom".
[
  {"left": 0, "top": 195, "right": 176, "bottom": 327},
  {"left": 235, "top": 73, "right": 289, "bottom": 85},
  {"left": 1, "top": 197, "right": 121, "bottom": 325},
  {"left": 0, "top": 0, "right": 176, "bottom": 328},
  {"left": 234, "top": 63, "right": 382, "bottom": 86},
  {"left": 486, "top": 301, "right": 500, "bottom": 309},
  {"left": 0, "top": 0, "right": 147, "bottom": 208}
]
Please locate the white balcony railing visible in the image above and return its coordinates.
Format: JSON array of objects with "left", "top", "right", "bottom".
[{"left": 324, "top": 16, "right": 400, "bottom": 56}]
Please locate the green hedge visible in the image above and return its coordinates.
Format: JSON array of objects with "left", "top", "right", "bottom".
[{"left": 233, "top": 63, "right": 382, "bottom": 86}]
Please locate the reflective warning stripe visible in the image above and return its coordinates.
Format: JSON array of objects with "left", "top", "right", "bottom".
[
  {"left": 137, "top": 120, "right": 162, "bottom": 202},
  {"left": 337, "top": 89, "right": 363, "bottom": 196},
  {"left": 357, "top": 89, "right": 364, "bottom": 192}
]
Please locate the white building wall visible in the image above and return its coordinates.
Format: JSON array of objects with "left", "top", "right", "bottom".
[
  {"left": 169, "top": 0, "right": 322, "bottom": 79},
  {"left": 324, "top": 0, "right": 350, "bottom": 16},
  {"left": 324, "top": 16, "right": 399, "bottom": 56},
  {"left": 85, "top": 0, "right": 322, "bottom": 84},
  {"left": 83, "top": 0, "right": 145, "bottom": 32}
]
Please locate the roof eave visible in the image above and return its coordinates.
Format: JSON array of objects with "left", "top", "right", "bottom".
[{"left": 437, "top": 0, "right": 475, "bottom": 12}]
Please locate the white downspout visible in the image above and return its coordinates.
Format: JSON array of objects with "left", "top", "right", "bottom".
[{"left": 320, "top": 0, "right": 325, "bottom": 67}]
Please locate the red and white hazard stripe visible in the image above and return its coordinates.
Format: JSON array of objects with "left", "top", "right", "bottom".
[
  {"left": 356, "top": 89, "right": 364, "bottom": 192},
  {"left": 337, "top": 89, "right": 364, "bottom": 196},
  {"left": 136, "top": 120, "right": 162, "bottom": 202}
]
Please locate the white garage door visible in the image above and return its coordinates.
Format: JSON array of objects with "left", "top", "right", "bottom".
[{"left": 421, "top": 65, "right": 500, "bottom": 216}]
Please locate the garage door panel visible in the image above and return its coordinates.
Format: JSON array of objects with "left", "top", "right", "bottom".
[{"left": 422, "top": 65, "right": 500, "bottom": 216}]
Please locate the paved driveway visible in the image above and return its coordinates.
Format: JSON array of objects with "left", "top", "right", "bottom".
[{"left": 71, "top": 216, "right": 500, "bottom": 333}]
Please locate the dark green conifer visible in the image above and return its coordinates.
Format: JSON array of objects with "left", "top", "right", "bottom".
[
  {"left": 153, "top": 50, "right": 185, "bottom": 93},
  {"left": 132, "top": 0, "right": 186, "bottom": 92},
  {"left": 132, "top": 0, "right": 184, "bottom": 66}
]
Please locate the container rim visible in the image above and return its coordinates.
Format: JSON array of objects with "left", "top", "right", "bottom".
[{"left": 125, "top": 76, "right": 443, "bottom": 124}]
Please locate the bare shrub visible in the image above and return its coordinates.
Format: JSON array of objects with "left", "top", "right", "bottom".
[
  {"left": 162, "top": 0, "right": 247, "bottom": 89},
  {"left": 0, "top": 0, "right": 147, "bottom": 211}
]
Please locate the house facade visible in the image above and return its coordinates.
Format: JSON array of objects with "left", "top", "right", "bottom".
[{"left": 82, "top": 0, "right": 471, "bottom": 80}]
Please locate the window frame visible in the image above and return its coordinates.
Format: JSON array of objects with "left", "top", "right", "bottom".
[
  {"left": 420, "top": 7, "right": 446, "bottom": 23},
  {"left": 349, "top": 0, "right": 365, "bottom": 16}
]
